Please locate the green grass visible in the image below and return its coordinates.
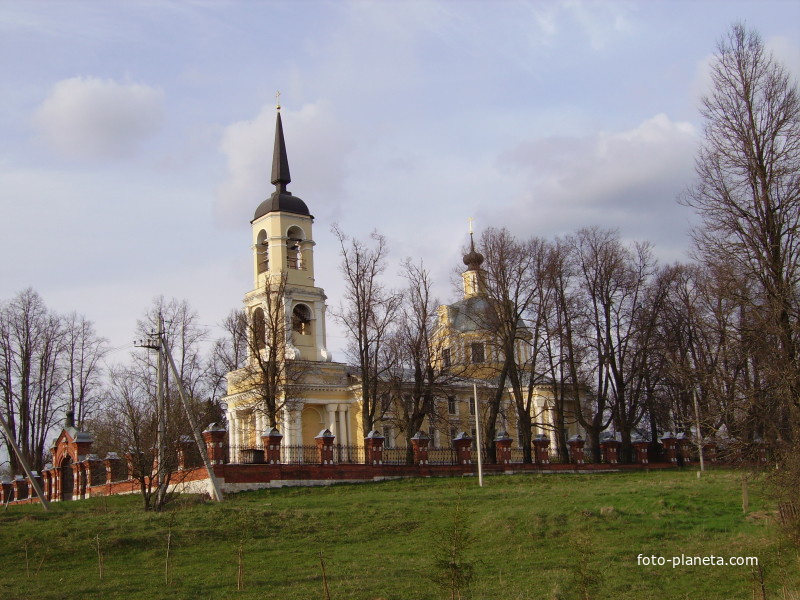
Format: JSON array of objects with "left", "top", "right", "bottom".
[{"left": 0, "top": 470, "right": 797, "bottom": 599}]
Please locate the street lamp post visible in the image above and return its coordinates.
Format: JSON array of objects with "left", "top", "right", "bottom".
[{"left": 473, "top": 383, "right": 483, "bottom": 487}]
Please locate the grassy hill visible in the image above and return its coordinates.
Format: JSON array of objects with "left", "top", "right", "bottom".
[{"left": 0, "top": 470, "right": 796, "bottom": 599}]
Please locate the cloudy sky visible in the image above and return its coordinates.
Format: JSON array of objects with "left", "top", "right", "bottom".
[{"left": 1, "top": 0, "right": 798, "bottom": 360}]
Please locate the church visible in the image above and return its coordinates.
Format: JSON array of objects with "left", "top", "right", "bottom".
[
  {"left": 221, "top": 106, "right": 582, "bottom": 462},
  {"left": 0, "top": 107, "right": 686, "bottom": 509}
]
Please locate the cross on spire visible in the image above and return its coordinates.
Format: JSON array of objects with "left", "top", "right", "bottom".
[{"left": 271, "top": 108, "right": 290, "bottom": 190}]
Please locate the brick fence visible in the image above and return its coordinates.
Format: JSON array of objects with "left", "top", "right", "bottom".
[{"left": 2, "top": 427, "right": 727, "bottom": 506}]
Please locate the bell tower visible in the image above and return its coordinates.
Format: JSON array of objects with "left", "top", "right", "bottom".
[{"left": 245, "top": 105, "right": 332, "bottom": 362}]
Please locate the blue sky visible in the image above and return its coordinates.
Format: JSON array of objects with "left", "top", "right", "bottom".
[{"left": 1, "top": 0, "right": 798, "bottom": 359}]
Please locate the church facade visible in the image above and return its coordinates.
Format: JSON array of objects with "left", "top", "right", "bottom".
[{"left": 221, "top": 107, "right": 581, "bottom": 461}]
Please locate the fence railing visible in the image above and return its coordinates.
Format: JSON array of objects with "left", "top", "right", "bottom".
[
  {"left": 227, "top": 444, "right": 464, "bottom": 466},
  {"left": 223, "top": 443, "right": 639, "bottom": 466},
  {"left": 228, "top": 444, "right": 368, "bottom": 465},
  {"left": 334, "top": 444, "right": 365, "bottom": 464},
  {"left": 380, "top": 446, "right": 410, "bottom": 465},
  {"left": 280, "top": 445, "right": 322, "bottom": 465},
  {"left": 429, "top": 447, "right": 458, "bottom": 465}
]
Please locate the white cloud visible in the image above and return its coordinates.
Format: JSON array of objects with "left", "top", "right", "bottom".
[
  {"left": 496, "top": 114, "right": 698, "bottom": 260},
  {"left": 33, "top": 76, "right": 163, "bottom": 159},
  {"left": 214, "top": 100, "right": 353, "bottom": 228},
  {"left": 767, "top": 34, "right": 800, "bottom": 80},
  {"left": 530, "top": 5, "right": 558, "bottom": 40},
  {"left": 692, "top": 34, "right": 800, "bottom": 105},
  {"left": 690, "top": 52, "right": 716, "bottom": 103},
  {"left": 562, "top": 0, "right": 625, "bottom": 50}
]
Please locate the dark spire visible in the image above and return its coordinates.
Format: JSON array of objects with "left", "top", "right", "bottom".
[
  {"left": 462, "top": 232, "right": 484, "bottom": 271},
  {"left": 271, "top": 110, "right": 291, "bottom": 193},
  {"left": 252, "top": 104, "right": 311, "bottom": 221}
]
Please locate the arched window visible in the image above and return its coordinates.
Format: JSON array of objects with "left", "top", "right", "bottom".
[
  {"left": 286, "top": 226, "right": 304, "bottom": 270},
  {"left": 256, "top": 230, "right": 268, "bottom": 274},
  {"left": 252, "top": 307, "right": 266, "bottom": 352},
  {"left": 292, "top": 304, "right": 312, "bottom": 335}
]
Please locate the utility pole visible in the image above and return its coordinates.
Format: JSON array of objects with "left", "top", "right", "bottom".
[
  {"left": 137, "top": 317, "right": 170, "bottom": 507},
  {"left": 160, "top": 334, "right": 224, "bottom": 502},
  {"left": 0, "top": 412, "right": 50, "bottom": 510},
  {"left": 155, "top": 316, "right": 168, "bottom": 507},
  {"left": 136, "top": 323, "right": 224, "bottom": 503}
]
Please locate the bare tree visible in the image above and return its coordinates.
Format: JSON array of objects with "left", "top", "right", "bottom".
[
  {"left": 206, "top": 309, "right": 248, "bottom": 406},
  {"left": 332, "top": 225, "right": 401, "bottom": 436},
  {"left": 550, "top": 237, "right": 597, "bottom": 459},
  {"left": 550, "top": 231, "right": 664, "bottom": 463},
  {"left": 83, "top": 297, "right": 218, "bottom": 510},
  {"left": 660, "top": 259, "right": 781, "bottom": 455},
  {"left": 85, "top": 298, "right": 210, "bottom": 511},
  {"left": 0, "top": 289, "right": 66, "bottom": 474},
  {"left": 93, "top": 363, "right": 192, "bottom": 511},
  {"left": 561, "top": 228, "right": 620, "bottom": 461},
  {"left": 231, "top": 273, "right": 308, "bottom": 430},
  {"left": 524, "top": 239, "right": 578, "bottom": 462},
  {"left": 63, "top": 312, "right": 108, "bottom": 427},
  {"left": 637, "top": 264, "right": 690, "bottom": 442},
  {"left": 683, "top": 23, "right": 800, "bottom": 442},
  {"left": 135, "top": 297, "right": 208, "bottom": 400},
  {"left": 100, "top": 365, "right": 160, "bottom": 509},
  {"left": 540, "top": 240, "right": 580, "bottom": 462},
  {"left": 136, "top": 296, "right": 223, "bottom": 430},
  {"left": 385, "top": 259, "right": 459, "bottom": 463},
  {"left": 459, "top": 228, "right": 541, "bottom": 463},
  {"left": 605, "top": 241, "right": 666, "bottom": 462}
]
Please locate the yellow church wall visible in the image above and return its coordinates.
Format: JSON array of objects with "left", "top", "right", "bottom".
[
  {"left": 433, "top": 326, "right": 504, "bottom": 380},
  {"left": 225, "top": 367, "right": 260, "bottom": 397},
  {"left": 301, "top": 406, "right": 326, "bottom": 444},
  {"left": 292, "top": 338, "right": 316, "bottom": 360}
]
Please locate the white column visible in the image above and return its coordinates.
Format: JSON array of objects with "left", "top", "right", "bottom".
[
  {"left": 292, "top": 409, "right": 303, "bottom": 463},
  {"left": 315, "top": 300, "right": 326, "bottom": 360},
  {"left": 337, "top": 405, "right": 348, "bottom": 446},
  {"left": 327, "top": 405, "right": 337, "bottom": 437},
  {"left": 280, "top": 409, "right": 290, "bottom": 463},
  {"left": 226, "top": 411, "right": 235, "bottom": 462},
  {"left": 345, "top": 405, "right": 352, "bottom": 447},
  {"left": 225, "top": 410, "right": 236, "bottom": 446},
  {"left": 256, "top": 412, "right": 265, "bottom": 438},
  {"left": 228, "top": 410, "right": 239, "bottom": 454},
  {"left": 282, "top": 410, "right": 292, "bottom": 447},
  {"left": 292, "top": 409, "right": 302, "bottom": 444}
]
